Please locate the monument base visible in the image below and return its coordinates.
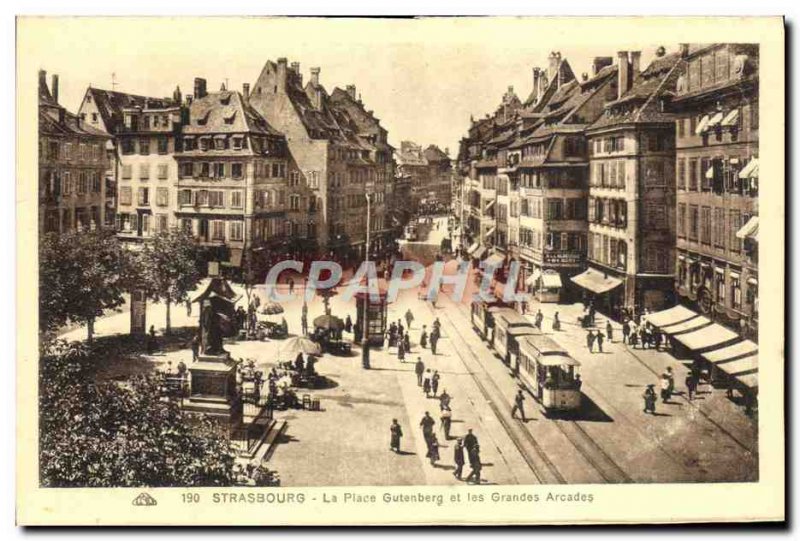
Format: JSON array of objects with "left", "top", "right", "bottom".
[{"left": 183, "top": 352, "right": 242, "bottom": 431}]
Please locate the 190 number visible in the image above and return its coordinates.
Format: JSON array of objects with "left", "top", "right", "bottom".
[{"left": 182, "top": 493, "right": 200, "bottom": 504}]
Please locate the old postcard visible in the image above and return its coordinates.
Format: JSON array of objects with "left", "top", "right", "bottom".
[{"left": 16, "top": 16, "right": 784, "bottom": 525}]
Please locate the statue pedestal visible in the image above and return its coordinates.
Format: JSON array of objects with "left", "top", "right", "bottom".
[{"left": 183, "top": 353, "right": 242, "bottom": 431}]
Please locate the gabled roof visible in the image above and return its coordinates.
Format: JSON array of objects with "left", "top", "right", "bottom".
[
  {"left": 40, "top": 78, "right": 109, "bottom": 139},
  {"left": 423, "top": 145, "right": 449, "bottom": 163},
  {"left": 183, "top": 91, "right": 282, "bottom": 136},
  {"left": 84, "top": 87, "right": 177, "bottom": 133}
]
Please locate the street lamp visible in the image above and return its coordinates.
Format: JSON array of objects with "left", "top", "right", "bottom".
[{"left": 362, "top": 192, "right": 372, "bottom": 369}]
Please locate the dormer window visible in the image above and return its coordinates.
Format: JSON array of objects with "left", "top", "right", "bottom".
[{"left": 220, "top": 94, "right": 231, "bottom": 106}]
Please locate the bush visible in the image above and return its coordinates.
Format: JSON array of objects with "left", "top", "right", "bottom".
[{"left": 39, "top": 341, "right": 235, "bottom": 487}]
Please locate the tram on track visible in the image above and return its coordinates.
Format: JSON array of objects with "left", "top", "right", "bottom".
[
  {"left": 492, "top": 309, "right": 540, "bottom": 365},
  {"left": 517, "top": 334, "right": 582, "bottom": 414},
  {"left": 470, "top": 298, "right": 509, "bottom": 340}
]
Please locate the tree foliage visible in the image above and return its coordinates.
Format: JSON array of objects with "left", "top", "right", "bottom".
[
  {"left": 39, "top": 340, "right": 235, "bottom": 487},
  {"left": 139, "top": 229, "right": 201, "bottom": 333},
  {"left": 39, "top": 230, "right": 129, "bottom": 341}
]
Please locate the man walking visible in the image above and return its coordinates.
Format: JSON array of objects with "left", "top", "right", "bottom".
[
  {"left": 453, "top": 438, "right": 465, "bottom": 480},
  {"left": 463, "top": 428, "right": 478, "bottom": 453},
  {"left": 534, "top": 309, "right": 543, "bottom": 330},
  {"left": 431, "top": 370, "right": 441, "bottom": 397},
  {"left": 622, "top": 318, "right": 630, "bottom": 344},
  {"left": 511, "top": 389, "right": 527, "bottom": 422},
  {"left": 430, "top": 327, "right": 440, "bottom": 355},
  {"left": 420, "top": 411, "right": 435, "bottom": 445},
  {"left": 465, "top": 444, "right": 482, "bottom": 484},
  {"left": 586, "top": 330, "right": 595, "bottom": 353},
  {"left": 191, "top": 334, "right": 200, "bottom": 362},
  {"left": 390, "top": 419, "right": 403, "bottom": 453},
  {"left": 405, "top": 309, "right": 414, "bottom": 330},
  {"left": 596, "top": 330, "right": 605, "bottom": 353},
  {"left": 415, "top": 357, "right": 425, "bottom": 386},
  {"left": 440, "top": 406, "right": 452, "bottom": 439},
  {"left": 685, "top": 371, "right": 698, "bottom": 401},
  {"left": 606, "top": 320, "right": 613, "bottom": 343}
]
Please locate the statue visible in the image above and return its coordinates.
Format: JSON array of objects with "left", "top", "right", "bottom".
[{"left": 192, "top": 277, "right": 241, "bottom": 357}]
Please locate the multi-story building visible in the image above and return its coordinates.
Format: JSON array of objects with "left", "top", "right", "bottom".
[
  {"left": 78, "top": 85, "right": 181, "bottom": 240},
  {"left": 579, "top": 48, "right": 684, "bottom": 316},
  {"left": 671, "top": 43, "right": 759, "bottom": 340},
  {"left": 249, "top": 59, "right": 392, "bottom": 259},
  {"left": 422, "top": 144, "right": 454, "bottom": 209},
  {"left": 172, "top": 78, "right": 293, "bottom": 257},
  {"left": 39, "top": 70, "right": 113, "bottom": 236}
]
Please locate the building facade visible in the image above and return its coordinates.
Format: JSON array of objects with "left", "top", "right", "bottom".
[
  {"left": 672, "top": 43, "right": 759, "bottom": 340},
  {"left": 39, "top": 70, "right": 112, "bottom": 236}
]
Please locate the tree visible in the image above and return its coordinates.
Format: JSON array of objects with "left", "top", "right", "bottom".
[
  {"left": 39, "top": 230, "right": 128, "bottom": 343},
  {"left": 139, "top": 229, "right": 201, "bottom": 335},
  {"left": 39, "top": 340, "right": 235, "bottom": 487}
]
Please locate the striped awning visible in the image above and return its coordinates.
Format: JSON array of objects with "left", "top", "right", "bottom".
[
  {"left": 736, "top": 216, "right": 759, "bottom": 241},
  {"left": 738, "top": 158, "right": 759, "bottom": 179}
]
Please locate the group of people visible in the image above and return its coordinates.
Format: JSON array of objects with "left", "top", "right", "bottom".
[
  {"left": 622, "top": 318, "right": 667, "bottom": 351},
  {"left": 642, "top": 366, "right": 701, "bottom": 414},
  {"left": 419, "top": 319, "right": 441, "bottom": 355}
]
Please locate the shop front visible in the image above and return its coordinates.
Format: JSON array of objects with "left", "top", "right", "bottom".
[{"left": 570, "top": 267, "right": 623, "bottom": 316}]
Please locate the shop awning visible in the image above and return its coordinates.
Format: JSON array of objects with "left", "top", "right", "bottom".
[
  {"left": 738, "top": 158, "right": 759, "bottom": 179},
  {"left": 701, "top": 339, "right": 758, "bottom": 364},
  {"left": 721, "top": 109, "right": 740, "bottom": 127},
  {"left": 716, "top": 353, "right": 758, "bottom": 376},
  {"left": 525, "top": 269, "right": 542, "bottom": 286},
  {"left": 541, "top": 272, "right": 562, "bottom": 289},
  {"left": 673, "top": 323, "right": 741, "bottom": 352},
  {"left": 570, "top": 268, "right": 622, "bottom": 295},
  {"left": 646, "top": 305, "right": 698, "bottom": 329},
  {"left": 472, "top": 246, "right": 487, "bottom": 259},
  {"left": 735, "top": 372, "right": 759, "bottom": 389},
  {"left": 661, "top": 314, "right": 711, "bottom": 336},
  {"left": 705, "top": 166, "right": 715, "bottom": 179},
  {"left": 736, "top": 216, "right": 759, "bottom": 241},
  {"left": 706, "top": 111, "right": 724, "bottom": 129},
  {"left": 466, "top": 242, "right": 479, "bottom": 255},
  {"left": 484, "top": 253, "right": 505, "bottom": 268},
  {"left": 695, "top": 114, "right": 710, "bottom": 134}
]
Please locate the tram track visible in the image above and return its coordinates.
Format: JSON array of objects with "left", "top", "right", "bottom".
[{"left": 447, "top": 299, "right": 632, "bottom": 484}]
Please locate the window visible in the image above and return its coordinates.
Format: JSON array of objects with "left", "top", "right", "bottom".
[
  {"left": 183, "top": 137, "right": 195, "bottom": 151},
  {"left": 121, "top": 139, "right": 134, "bottom": 155},
  {"left": 200, "top": 162, "right": 210, "bottom": 178},
  {"left": 677, "top": 159, "right": 686, "bottom": 190},
  {"left": 137, "top": 187, "right": 150, "bottom": 206},
  {"left": 289, "top": 194, "right": 300, "bottom": 211},
  {"left": 230, "top": 191, "right": 243, "bottom": 209},
  {"left": 196, "top": 190, "right": 209, "bottom": 206},
  {"left": 199, "top": 138, "right": 210, "bottom": 151},
  {"left": 141, "top": 214, "right": 150, "bottom": 235},
  {"left": 231, "top": 163, "right": 243, "bottom": 179},
  {"left": 547, "top": 199, "right": 563, "bottom": 220},
  {"left": 212, "top": 220, "right": 225, "bottom": 240},
  {"left": 91, "top": 172, "right": 101, "bottom": 193},
  {"left": 678, "top": 203, "right": 686, "bottom": 238},
  {"left": 714, "top": 207, "right": 726, "bottom": 248},
  {"left": 214, "top": 138, "right": 225, "bottom": 151},
  {"left": 157, "top": 138, "right": 168, "bottom": 155},
  {"left": 689, "top": 205, "right": 699, "bottom": 240},
  {"left": 290, "top": 171, "right": 300, "bottom": 186},
  {"left": 158, "top": 163, "right": 169, "bottom": 180},
  {"left": 156, "top": 187, "right": 168, "bottom": 207},
  {"left": 139, "top": 163, "right": 150, "bottom": 180},
  {"left": 77, "top": 172, "right": 87, "bottom": 194},
  {"left": 209, "top": 190, "right": 224, "bottom": 208},
  {"left": 731, "top": 275, "right": 742, "bottom": 310},
  {"left": 688, "top": 158, "right": 698, "bottom": 191},
  {"left": 178, "top": 189, "right": 192, "bottom": 205},
  {"left": 156, "top": 214, "right": 168, "bottom": 232},
  {"left": 233, "top": 137, "right": 243, "bottom": 150},
  {"left": 700, "top": 206, "right": 711, "bottom": 244},
  {"left": 229, "top": 221, "right": 244, "bottom": 241},
  {"left": 715, "top": 271, "right": 726, "bottom": 303},
  {"left": 180, "top": 218, "right": 193, "bottom": 233},
  {"left": 213, "top": 162, "right": 225, "bottom": 178},
  {"left": 139, "top": 139, "right": 150, "bottom": 155},
  {"left": 729, "top": 210, "right": 742, "bottom": 253},
  {"left": 120, "top": 186, "right": 132, "bottom": 205},
  {"left": 180, "top": 162, "right": 194, "bottom": 178}
]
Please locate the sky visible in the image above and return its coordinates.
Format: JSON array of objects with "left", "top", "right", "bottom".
[{"left": 22, "top": 17, "right": 678, "bottom": 154}]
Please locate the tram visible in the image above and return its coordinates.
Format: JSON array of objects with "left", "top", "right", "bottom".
[
  {"left": 470, "top": 298, "right": 507, "bottom": 340},
  {"left": 403, "top": 223, "right": 418, "bottom": 241},
  {"left": 518, "top": 334, "right": 582, "bottom": 414},
  {"left": 492, "top": 309, "right": 539, "bottom": 365}
]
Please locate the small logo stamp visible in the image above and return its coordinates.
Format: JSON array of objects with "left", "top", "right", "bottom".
[{"left": 132, "top": 493, "right": 158, "bottom": 506}]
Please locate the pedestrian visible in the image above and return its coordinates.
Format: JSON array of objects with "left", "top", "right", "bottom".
[
  {"left": 552, "top": 312, "right": 561, "bottom": 331},
  {"left": 643, "top": 384, "right": 657, "bottom": 414},
  {"left": 398, "top": 320, "right": 404, "bottom": 337},
  {"left": 403, "top": 332, "right": 411, "bottom": 353},
  {"left": 345, "top": 314, "right": 353, "bottom": 334},
  {"left": 397, "top": 340, "right": 406, "bottom": 362},
  {"left": 431, "top": 370, "right": 440, "bottom": 397},
  {"left": 415, "top": 358, "right": 425, "bottom": 386},
  {"left": 420, "top": 325, "right": 428, "bottom": 349},
  {"left": 685, "top": 371, "right": 698, "bottom": 401},
  {"left": 606, "top": 321, "right": 613, "bottom": 343},
  {"left": 420, "top": 411, "right": 435, "bottom": 444},
  {"left": 596, "top": 330, "right": 605, "bottom": 353},
  {"left": 465, "top": 444, "right": 482, "bottom": 484},
  {"left": 288, "top": 278, "right": 295, "bottom": 295},
  {"left": 440, "top": 406, "right": 452, "bottom": 439},
  {"left": 390, "top": 419, "right": 403, "bottom": 453},
  {"left": 629, "top": 328, "right": 639, "bottom": 348},
  {"left": 430, "top": 328, "right": 440, "bottom": 355},
  {"left": 423, "top": 370, "right": 432, "bottom": 397},
  {"left": 427, "top": 434, "right": 440, "bottom": 465},
  {"left": 405, "top": 309, "right": 414, "bottom": 330},
  {"left": 464, "top": 428, "right": 478, "bottom": 452},
  {"left": 301, "top": 313, "right": 309, "bottom": 336},
  {"left": 654, "top": 329, "right": 663, "bottom": 351},
  {"left": 586, "top": 330, "right": 595, "bottom": 353},
  {"left": 535, "top": 309, "right": 543, "bottom": 330},
  {"left": 622, "top": 319, "right": 630, "bottom": 344},
  {"left": 147, "top": 325, "right": 157, "bottom": 354},
  {"left": 439, "top": 390, "right": 451, "bottom": 410},
  {"left": 453, "top": 438, "right": 465, "bottom": 480},
  {"left": 433, "top": 318, "right": 441, "bottom": 333},
  {"left": 191, "top": 334, "right": 200, "bottom": 362},
  {"left": 294, "top": 352, "right": 305, "bottom": 373},
  {"left": 511, "top": 389, "right": 526, "bottom": 422},
  {"left": 660, "top": 369, "right": 673, "bottom": 403},
  {"left": 575, "top": 373, "right": 583, "bottom": 392},
  {"left": 186, "top": 299, "right": 192, "bottom": 317},
  {"left": 589, "top": 303, "right": 596, "bottom": 325}
]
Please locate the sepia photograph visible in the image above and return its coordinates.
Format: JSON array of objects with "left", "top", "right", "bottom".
[{"left": 15, "top": 15, "right": 785, "bottom": 525}]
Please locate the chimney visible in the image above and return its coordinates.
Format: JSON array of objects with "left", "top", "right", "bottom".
[
  {"left": 346, "top": 84, "right": 356, "bottom": 100},
  {"left": 617, "top": 51, "right": 630, "bottom": 99},
  {"left": 679, "top": 43, "right": 690, "bottom": 58},
  {"left": 193, "top": 77, "right": 207, "bottom": 99},
  {"left": 290, "top": 61, "right": 300, "bottom": 74},
  {"left": 38, "top": 69, "right": 47, "bottom": 93},
  {"left": 310, "top": 67, "right": 320, "bottom": 87},
  {"left": 276, "top": 58, "right": 288, "bottom": 91},
  {"left": 548, "top": 51, "right": 562, "bottom": 88},
  {"left": 173, "top": 85, "right": 182, "bottom": 105},
  {"left": 630, "top": 51, "right": 642, "bottom": 78},
  {"left": 185, "top": 94, "right": 193, "bottom": 106},
  {"left": 242, "top": 83, "right": 250, "bottom": 100},
  {"left": 77, "top": 113, "right": 83, "bottom": 128},
  {"left": 531, "top": 68, "right": 541, "bottom": 102},
  {"left": 51, "top": 73, "right": 59, "bottom": 104},
  {"left": 220, "top": 82, "right": 227, "bottom": 91},
  {"left": 592, "top": 56, "right": 614, "bottom": 76}
]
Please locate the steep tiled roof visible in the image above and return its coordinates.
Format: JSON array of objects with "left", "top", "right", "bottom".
[
  {"left": 423, "top": 145, "right": 449, "bottom": 163},
  {"left": 85, "top": 88, "right": 176, "bottom": 133},
  {"left": 40, "top": 79, "right": 109, "bottom": 139},
  {"left": 184, "top": 91, "right": 282, "bottom": 136}
]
